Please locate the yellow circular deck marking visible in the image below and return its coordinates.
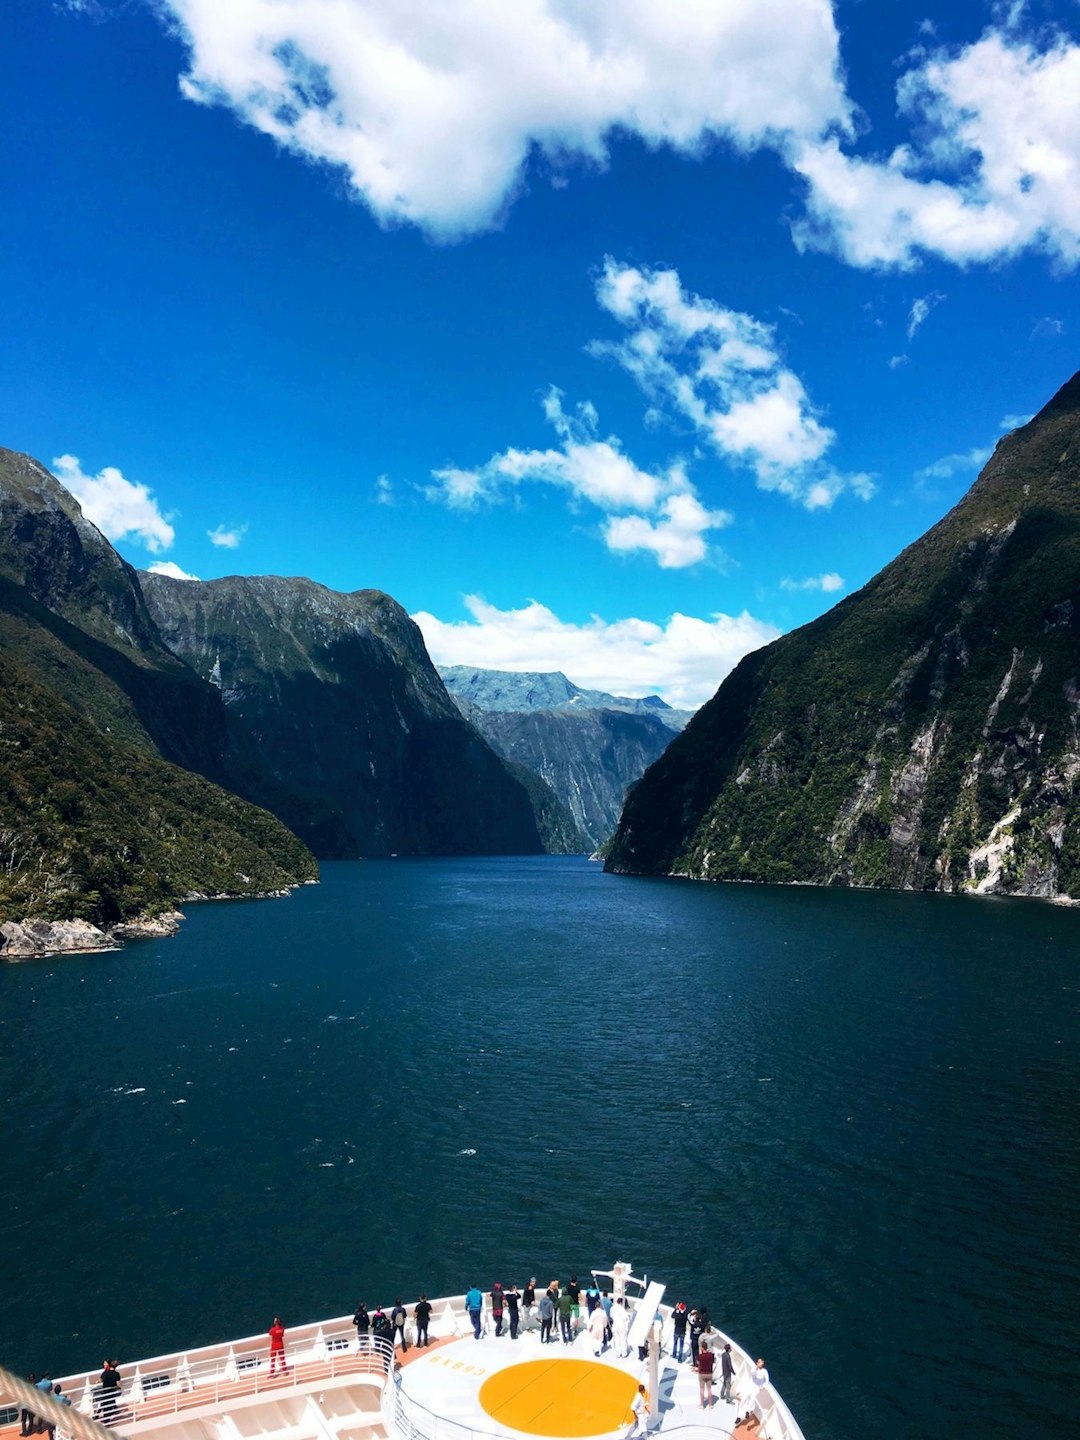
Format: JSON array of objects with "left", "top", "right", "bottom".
[{"left": 479, "top": 1358, "right": 637, "bottom": 1437}]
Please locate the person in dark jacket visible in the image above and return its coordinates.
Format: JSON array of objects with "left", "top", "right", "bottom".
[
  {"left": 353, "top": 1303, "right": 370, "bottom": 1350},
  {"left": 720, "top": 1343, "right": 735, "bottom": 1402},
  {"left": 558, "top": 1287, "right": 574, "bottom": 1343},
  {"left": 370, "top": 1308, "right": 392, "bottom": 1370},
  {"left": 491, "top": 1283, "right": 504, "bottom": 1337},
  {"left": 689, "top": 1309, "right": 704, "bottom": 1367},
  {"left": 538, "top": 1290, "right": 555, "bottom": 1344},
  {"left": 671, "top": 1302, "right": 689, "bottom": 1362},
  {"left": 504, "top": 1283, "right": 521, "bottom": 1339},
  {"left": 390, "top": 1299, "right": 408, "bottom": 1351},
  {"left": 414, "top": 1295, "right": 432, "bottom": 1347}
]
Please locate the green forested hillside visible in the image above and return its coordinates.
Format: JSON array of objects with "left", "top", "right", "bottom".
[
  {"left": 0, "top": 660, "right": 316, "bottom": 927},
  {"left": 607, "top": 371, "right": 1080, "bottom": 899}
]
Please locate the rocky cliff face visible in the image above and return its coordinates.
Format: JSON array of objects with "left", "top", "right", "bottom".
[
  {"left": 141, "top": 574, "right": 547, "bottom": 858},
  {"left": 607, "top": 371, "right": 1080, "bottom": 900},
  {"left": 0, "top": 450, "right": 318, "bottom": 935},
  {"left": 441, "top": 668, "right": 687, "bottom": 849}
]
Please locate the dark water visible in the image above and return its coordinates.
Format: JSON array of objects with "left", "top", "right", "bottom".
[{"left": 1, "top": 858, "right": 1077, "bottom": 1440}]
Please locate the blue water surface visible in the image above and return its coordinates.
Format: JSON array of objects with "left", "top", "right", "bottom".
[{"left": 1, "top": 857, "right": 1077, "bottom": 1440}]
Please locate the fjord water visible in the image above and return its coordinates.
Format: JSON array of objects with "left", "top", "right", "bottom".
[{"left": 1, "top": 858, "right": 1076, "bottom": 1440}]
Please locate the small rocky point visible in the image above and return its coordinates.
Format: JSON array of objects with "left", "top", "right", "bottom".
[{"left": 0, "top": 911, "right": 184, "bottom": 960}]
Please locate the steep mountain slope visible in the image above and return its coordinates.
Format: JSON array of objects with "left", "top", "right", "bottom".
[
  {"left": 141, "top": 574, "right": 547, "bottom": 858},
  {"left": 607, "top": 371, "right": 1080, "bottom": 899},
  {"left": 0, "top": 449, "right": 318, "bottom": 935},
  {"left": 442, "top": 669, "right": 687, "bottom": 849}
]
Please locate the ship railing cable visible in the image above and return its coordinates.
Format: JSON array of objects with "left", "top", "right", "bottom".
[{"left": 0, "top": 1365, "right": 122, "bottom": 1440}]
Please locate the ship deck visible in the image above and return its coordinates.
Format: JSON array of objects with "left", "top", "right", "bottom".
[{"left": 2, "top": 1295, "right": 801, "bottom": 1440}]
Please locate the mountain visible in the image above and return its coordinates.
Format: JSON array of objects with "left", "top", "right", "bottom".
[
  {"left": 607, "top": 371, "right": 1080, "bottom": 900},
  {"left": 440, "top": 668, "right": 690, "bottom": 849},
  {"left": 141, "top": 574, "right": 550, "bottom": 858},
  {"left": 439, "top": 666, "right": 692, "bottom": 727},
  {"left": 0, "top": 447, "right": 317, "bottom": 940}
]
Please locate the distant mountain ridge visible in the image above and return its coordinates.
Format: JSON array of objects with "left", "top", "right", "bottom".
[
  {"left": 439, "top": 665, "right": 692, "bottom": 727},
  {"left": 440, "top": 666, "right": 692, "bottom": 849},
  {"left": 607, "top": 370, "right": 1080, "bottom": 900}
]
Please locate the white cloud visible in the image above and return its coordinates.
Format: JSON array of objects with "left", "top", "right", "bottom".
[
  {"left": 146, "top": 560, "right": 201, "bottom": 581},
  {"left": 52, "top": 453, "right": 175, "bottom": 553},
  {"left": 1032, "top": 315, "right": 1064, "bottom": 337},
  {"left": 594, "top": 260, "right": 875, "bottom": 509},
  {"left": 780, "top": 572, "right": 844, "bottom": 592},
  {"left": 207, "top": 523, "right": 248, "bottom": 548},
  {"left": 907, "top": 291, "right": 945, "bottom": 339},
  {"left": 791, "top": 27, "right": 1080, "bottom": 269},
  {"left": 888, "top": 354, "right": 909, "bottom": 369},
  {"left": 413, "top": 595, "right": 781, "bottom": 710},
  {"left": 428, "top": 388, "right": 731, "bottom": 569},
  {"left": 914, "top": 445, "right": 992, "bottom": 483},
  {"left": 374, "top": 474, "right": 395, "bottom": 505},
  {"left": 156, "top": 0, "right": 849, "bottom": 238}
]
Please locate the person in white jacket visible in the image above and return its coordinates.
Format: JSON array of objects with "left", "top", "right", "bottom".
[{"left": 610, "top": 1297, "right": 630, "bottom": 1357}]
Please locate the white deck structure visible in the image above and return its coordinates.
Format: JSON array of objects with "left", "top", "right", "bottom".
[{"left": 2, "top": 1272, "right": 805, "bottom": 1440}]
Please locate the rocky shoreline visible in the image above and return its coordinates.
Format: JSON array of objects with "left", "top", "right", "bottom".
[{"left": 0, "top": 880, "right": 317, "bottom": 961}]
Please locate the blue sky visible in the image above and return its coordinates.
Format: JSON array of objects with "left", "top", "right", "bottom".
[{"left": 3, "top": 0, "right": 1078, "bottom": 706}]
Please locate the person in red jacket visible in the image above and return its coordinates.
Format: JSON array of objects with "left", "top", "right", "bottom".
[
  {"left": 697, "top": 1340, "right": 715, "bottom": 1409},
  {"left": 268, "top": 1317, "right": 287, "bottom": 1375}
]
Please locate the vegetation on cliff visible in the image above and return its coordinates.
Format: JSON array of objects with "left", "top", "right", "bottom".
[
  {"left": 607, "top": 371, "right": 1080, "bottom": 900},
  {"left": 0, "top": 661, "right": 316, "bottom": 927}
]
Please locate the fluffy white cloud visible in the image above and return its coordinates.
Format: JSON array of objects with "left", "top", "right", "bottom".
[
  {"left": 207, "top": 523, "right": 247, "bottom": 548},
  {"left": 428, "top": 388, "right": 731, "bottom": 568},
  {"left": 780, "top": 571, "right": 844, "bottom": 592},
  {"left": 157, "top": 0, "right": 849, "bottom": 237},
  {"left": 413, "top": 595, "right": 781, "bottom": 710},
  {"left": 791, "top": 28, "right": 1080, "bottom": 269},
  {"left": 52, "top": 453, "right": 175, "bottom": 553},
  {"left": 594, "top": 260, "right": 874, "bottom": 509},
  {"left": 146, "top": 560, "right": 201, "bottom": 581}
]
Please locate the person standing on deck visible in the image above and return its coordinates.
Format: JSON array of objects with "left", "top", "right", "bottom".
[
  {"left": 21, "top": 1373, "right": 37, "bottom": 1436},
  {"left": 522, "top": 1279, "right": 536, "bottom": 1331},
  {"left": 697, "top": 1341, "right": 715, "bottom": 1408},
  {"left": 587, "top": 1302, "right": 607, "bottom": 1356},
  {"left": 371, "top": 1308, "right": 392, "bottom": 1370},
  {"left": 601, "top": 1291, "right": 613, "bottom": 1345},
  {"left": 585, "top": 1280, "right": 600, "bottom": 1315},
  {"left": 751, "top": 1358, "right": 770, "bottom": 1418},
  {"left": 504, "top": 1283, "right": 521, "bottom": 1339},
  {"left": 688, "top": 1309, "right": 704, "bottom": 1367},
  {"left": 391, "top": 1299, "right": 408, "bottom": 1352},
  {"left": 720, "top": 1344, "right": 735, "bottom": 1402},
  {"left": 538, "top": 1288, "right": 555, "bottom": 1344},
  {"left": 627, "top": 1383, "right": 649, "bottom": 1438},
  {"left": 611, "top": 1296, "right": 630, "bottom": 1357},
  {"left": 353, "top": 1303, "right": 370, "bottom": 1350},
  {"left": 558, "top": 1286, "right": 574, "bottom": 1343},
  {"left": 414, "top": 1295, "right": 432, "bottom": 1348},
  {"left": 671, "top": 1302, "right": 689, "bottom": 1362},
  {"left": 491, "top": 1282, "right": 504, "bottom": 1336},
  {"left": 98, "top": 1362, "right": 121, "bottom": 1425},
  {"left": 34, "top": 1374, "right": 53, "bottom": 1434},
  {"left": 465, "top": 1286, "right": 483, "bottom": 1339},
  {"left": 268, "top": 1319, "right": 287, "bottom": 1376},
  {"left": 567, "top": 1275, "right": 581, "bottom": 1328}
]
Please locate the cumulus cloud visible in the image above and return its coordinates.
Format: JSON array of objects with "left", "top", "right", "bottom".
[
  {"left": 157, "top": 0, "right": 850, "bottom": 238},
  {"left": 593, "top": 260, "right": 874, "bottom": 510},
  {"left": 791, "top": 27, "right": 1080, "bottom": 269},
  {"left": 780, "top": 572, "right": 844, "bottom": 592},
  {"left": 52, "top": 453, "right": 175, "bottom": 553},
  {"left": 207, "top": 523, "right": 247, "bottom": 548},
  {"left": 146, "top": 560, "right": 201, "bottom": 581},
  {"left": 428, "top": 388, "right": 731, "bottom": 568},
  {"left": 413, "top": 595, "right": 781, "bottom": 710}
]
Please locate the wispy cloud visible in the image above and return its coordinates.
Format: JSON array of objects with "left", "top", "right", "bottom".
[
  {"left": 780, "top": 572, "right": 844, "bottom": 592},
  {"left": 915, "top": 446, "right": 993, "bottom": 484},
  {"left": 146, "top": 560, "right": 200, "bottom": 581},
  {"left": 907, "top": 291, "right": 945, "bottom": 340},
  {"left": 593, "top": 260, "right": 874, "bottom": 510},
  {"left": 413, "top": 595, "right": 781, "bottom": 711},
  {"left": 207, "top": 523, "right": 248, "bottom": 549},
  {"left": 374, "top": 474, "right": 395, "bottom": 506},
  {"left": 53, "top": 453, "right": 175, "bottom": 553},
  {"left": 428, "top": 388, "right": 731, "bottom": 569},
  {"left": 888, "top": 354, "right": 908, "bottom": 369},
  {"left": 1031, "top": 315, "right": 1065, "bottom": 338}
]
